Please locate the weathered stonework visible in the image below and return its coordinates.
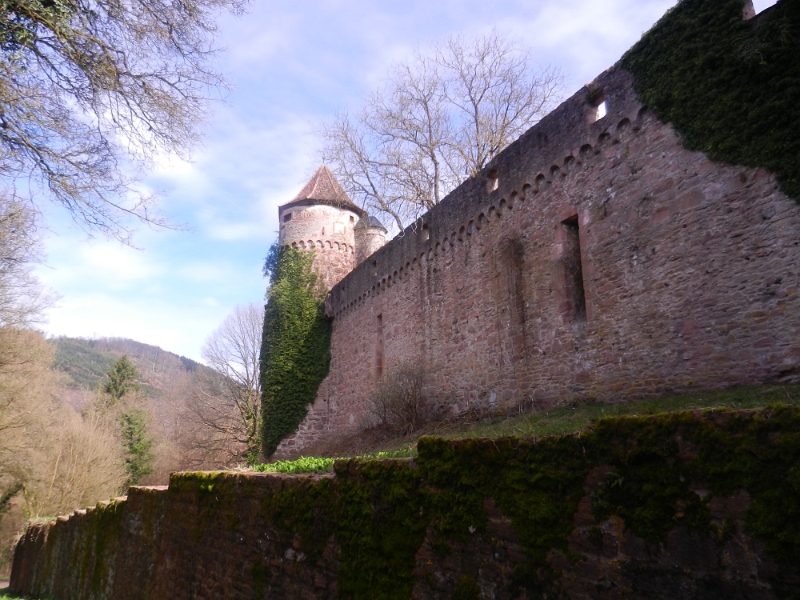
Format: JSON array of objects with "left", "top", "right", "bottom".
[
  {"left": 279, "top": 203, "right": 361, "bottom": 290},
  {"left": 275, "top": 61, "right": 800, "bottom": 457},
  {"left": 11, "top": 408, "right": 800, "bottom": 599},
  {"left": 353, "top": 216, "right": 387, "bottom": 266}
]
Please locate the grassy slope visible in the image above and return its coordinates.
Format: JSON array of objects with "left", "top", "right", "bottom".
[{"left": 254, "top": 383, "right": 800, "bottom": 473}]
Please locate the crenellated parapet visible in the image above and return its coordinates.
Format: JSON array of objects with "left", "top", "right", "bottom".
[
  {"left": 274, "top": 0, "right": 800, "bottom": 457},
  {"left": 324, "top": 66, "right": 644, "bottom": 318}
]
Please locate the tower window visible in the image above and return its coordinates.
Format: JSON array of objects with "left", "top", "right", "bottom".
[
  {"left": 283, "top": 213, "right": 292, "bottom": 223},
  {"left": 487, "top": 169, "right": 499, "bottom": 192},
  {"left": 350, "top": 215, "right": 355, "bottom": 223}
]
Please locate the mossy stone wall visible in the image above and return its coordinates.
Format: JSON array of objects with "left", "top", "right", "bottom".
[
  {"left": 10, "top": 407, "right": 800, "bottom": 599},
  {"left": 283, "top": 0, "right": 800, "bottom": 458}
]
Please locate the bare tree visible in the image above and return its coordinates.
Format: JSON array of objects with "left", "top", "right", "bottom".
[
  {"left": 0, "top": 329, "right": 126, "bottom": 519},
  {"left": 186, "top": 303, "right": 263, "bottom": 464},
  {"left": 0, "top": 0, "right": 244, "bottom": 240},
  {"left": 322, "top": 30, "right": 564, "bottom": 231},
  {"left": 0, "top": 196, "right": 53, "bottom": 327}
]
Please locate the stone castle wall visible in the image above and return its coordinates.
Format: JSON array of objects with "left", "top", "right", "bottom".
[
  {"left": 275, "top": 65, "right": 800, "bottom": 456},
  {"left": 278, "top": 203, "right": 361, "bottom": 289}
]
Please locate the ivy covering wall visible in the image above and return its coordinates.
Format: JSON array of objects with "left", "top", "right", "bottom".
[
  {"left": 259, "top": 243, "right": 332, "bottom": 456},
  {"left": 622, "top": 0, "right": 800, "bottom": 201}
]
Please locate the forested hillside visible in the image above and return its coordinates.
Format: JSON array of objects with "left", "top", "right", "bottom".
[
  {"left": 48, "top": 336, "right": 241, "bottom": 480},
  {"left": 50, "top": 336, "right": 206, "bottom": 395},
  {"left": 0, "top": 333, "right": 253, "bottom": 578}
]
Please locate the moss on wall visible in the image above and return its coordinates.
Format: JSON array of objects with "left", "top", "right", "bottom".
[
  {"left": 622, "top": 0, "right": 800, "bottom": 200},
  {"left": 590, "top": 408, "right": 800, "bottom": 570},
  {"left": 45, "top": 498, "right": 127, "bottom": 599},
  {"left": 252, "top": 407, "right": 800, "bottom": 598},
  {"left": 333, "top": 460, "right": 427, "bottom": 599},
  {"left": 260, "top": 243, "right": 332, "bottom": 456},
  {"left": 13, "top": 407, "right": 800, "bottom": 599}
]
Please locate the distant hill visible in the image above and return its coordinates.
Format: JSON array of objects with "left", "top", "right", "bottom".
[{"left": 50, "top": 336, "right": 209, "bottom": 396}]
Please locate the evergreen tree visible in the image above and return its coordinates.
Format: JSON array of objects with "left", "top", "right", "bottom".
[
  {"left": 104, "top": 355, "right": 139, "bottom": 404},
  {"left": 119, "top": 410, "right": 155, "bottom": 486},
  {"left": 100, "top": 356, "right": 155, "bottom": 486}
]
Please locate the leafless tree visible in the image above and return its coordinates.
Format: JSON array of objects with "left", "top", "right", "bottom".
[
  {"left": 0, "top": 196, "right": 54, "bottom": 327},
  {"left": 322, "top": 30, "right": 564, "bottom": 231},
  {"left": 0, "top": 329, "right": 126, "bottom": 519},
  {"left": 0, "top": 0, "right": 245, "bottom": 241},
  {"left": 186, "top": 303, "right": 263, "bottom": 464},
  {"left": 369, "top": 361, "right": 428, "bottom": 434}
]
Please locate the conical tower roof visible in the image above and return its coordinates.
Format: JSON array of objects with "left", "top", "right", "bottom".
[{"left": 280, "top": 165, "right": 366, "bottom": 216}]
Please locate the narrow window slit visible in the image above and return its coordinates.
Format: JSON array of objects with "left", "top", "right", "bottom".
[
  {"left": 562, "top": 216, "right": 587, "bottom": 321},
  {"left": 376, "top": 314, "right": 385, "bottom": 379}
]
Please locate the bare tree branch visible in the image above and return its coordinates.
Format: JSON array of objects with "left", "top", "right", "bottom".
[
  {"left": 0, "top": 0, "right": 245, "bottom": 241},
  {"left": 0, "top": 194, "right": 54, "bottom": 327},
  {"left": 184, "top": 303, "right": 263, "bottom": 464},
  {"left": 321, "top": 30, "right": 564, "bottom": 231}
]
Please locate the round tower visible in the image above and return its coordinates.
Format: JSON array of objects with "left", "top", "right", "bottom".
[
  {"left": 354, "top": 216, "right": 387, "bottom": 265},
  {"left": 278, "top": 165, "right": 366, "bottom": 290}
]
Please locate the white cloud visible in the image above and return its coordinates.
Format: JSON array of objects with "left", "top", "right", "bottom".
[
  {"left": 38, "top": 238, "right": 165, "bottom": 292},
  {"left": 43, "top": 292, "right": 225, "bottom": 361},
  {"left": 34, "top": 0, "right": 687, "bottom": 360}
]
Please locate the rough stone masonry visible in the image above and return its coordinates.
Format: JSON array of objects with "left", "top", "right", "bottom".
[
  {"left": 11, "top": 407, "right": 800, "bottom": 599},
  {"left": 274, "top": 2, "right": 800, "bottom": 458},
  {"left": 10, "top": 0, "right": 800, "bottom": 598}
]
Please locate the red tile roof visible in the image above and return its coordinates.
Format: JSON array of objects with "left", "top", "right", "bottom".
[{"left": 281, "top": 166, "right": 366, "bottom": 216}]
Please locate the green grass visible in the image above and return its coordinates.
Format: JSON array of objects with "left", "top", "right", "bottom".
[
  {"left": 0, "top": 591, "right": 34, "bottom": 599},
  {"left": 446, "top": 383, "right": 800, "bottom": 440},
  {"left": 254, "top": 383, "right": 800, "bottom": 474}
]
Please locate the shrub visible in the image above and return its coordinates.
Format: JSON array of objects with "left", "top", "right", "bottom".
[{"left": 369, "top": 362, "right": 428, "bottom": 434}]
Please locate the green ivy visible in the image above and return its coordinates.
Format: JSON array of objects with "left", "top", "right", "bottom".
[
  {"left": 622, "top": 0, "right": 800, "bottom": 201},
  {"left": 260, "top": 243, "right": 332, "bottom": 456}
]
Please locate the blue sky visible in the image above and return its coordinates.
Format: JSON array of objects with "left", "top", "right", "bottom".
[{"left": 34, "top": 0, "right": 778, "bottom": 361}]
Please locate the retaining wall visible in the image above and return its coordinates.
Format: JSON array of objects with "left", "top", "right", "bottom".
[{"left": 11, "top": 407, "right": 800, "bottom": 599}]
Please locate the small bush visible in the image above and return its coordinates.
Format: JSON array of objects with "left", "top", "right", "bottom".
[
  {"left": 252, "top": 450, "right": 415, "bottom": 475},
  {"left": 369, "top": 362, "right": 428, "bottom": 434}
]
